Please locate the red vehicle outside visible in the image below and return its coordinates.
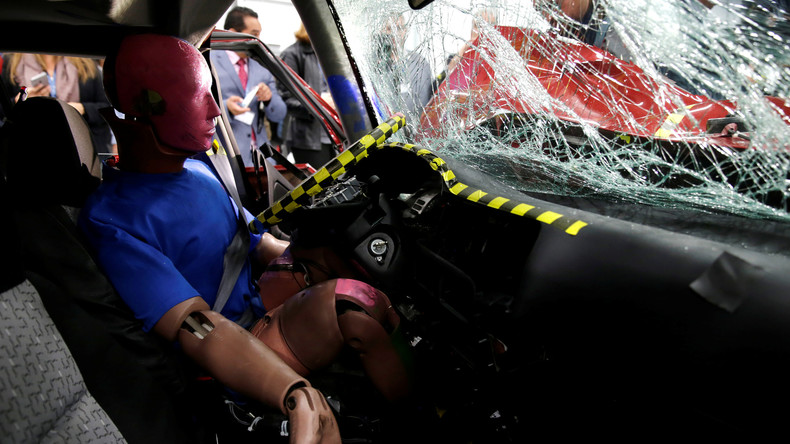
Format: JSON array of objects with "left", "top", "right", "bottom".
[{"left": 420, "top": 26, "right": 790, "bottom": 152}]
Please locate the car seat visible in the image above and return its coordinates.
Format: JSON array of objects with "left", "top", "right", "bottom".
[
  {"left": 0, "top": 170, "right": 126, "bottom": 443},
  {"left": 1, "top": 97, "right": 213, "bottom": 443}
]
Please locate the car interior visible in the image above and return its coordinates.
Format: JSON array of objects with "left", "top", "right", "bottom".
[{"left": 2, "top": 0, "right": 790, "bottom": 442}]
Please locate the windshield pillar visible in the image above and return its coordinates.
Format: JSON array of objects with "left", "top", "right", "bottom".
[{"left": 292, "top": 0, "right": 376, "bottom": 141}]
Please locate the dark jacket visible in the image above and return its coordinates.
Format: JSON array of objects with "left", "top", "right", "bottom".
[{"left": 278, "top": 40, "right": 327, "bottom": 152}]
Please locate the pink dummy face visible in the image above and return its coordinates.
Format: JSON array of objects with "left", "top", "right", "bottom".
[{"left": 110, "top": 34, "right": 221, "bottom": 153}]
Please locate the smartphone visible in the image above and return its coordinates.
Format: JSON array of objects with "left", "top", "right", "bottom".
[
  {"left": 240, "top": 84, "right": 260, "bottom": 108},
  {"left": 30, "top": 71, "right": 48, "bottom": 88}
]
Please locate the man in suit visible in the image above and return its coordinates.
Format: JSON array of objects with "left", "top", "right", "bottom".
[{"left": 211, "top": 6, "right": 286, "bottom": 167}]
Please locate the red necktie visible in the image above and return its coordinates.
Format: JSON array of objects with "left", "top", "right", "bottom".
[
  {"left": 237, "top": 58, "right": 248, "bottom": 90},
  {"left": 237, "top": 57, "right": 256, "bottom": 146}
]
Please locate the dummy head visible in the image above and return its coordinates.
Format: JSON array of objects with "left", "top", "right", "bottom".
[{"left": 104, "top": 34, "right": 220, "bottom": 153}]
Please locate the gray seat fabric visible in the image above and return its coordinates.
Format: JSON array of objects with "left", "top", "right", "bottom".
[{"left": 0, "top": 279, "right": 126, "bottom": 443}]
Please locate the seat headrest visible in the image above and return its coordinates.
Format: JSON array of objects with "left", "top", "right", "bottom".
[{"left": 4, "top": 97, "right": 102, "bottom": 207}]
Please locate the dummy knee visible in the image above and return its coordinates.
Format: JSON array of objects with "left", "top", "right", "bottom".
[
  {"left": 252, "top": 278, "right": 398, "bottom": 372},
  {"left": 251, "top": 279, "right": 411, "bottom": 400},
  {"left": 252, "top": 279, "right": 345, "bottom": 375}
]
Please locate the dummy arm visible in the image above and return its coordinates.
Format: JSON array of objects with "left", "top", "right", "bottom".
[{"left": 154, "top": 298, "right": 340, "bottom": 442}]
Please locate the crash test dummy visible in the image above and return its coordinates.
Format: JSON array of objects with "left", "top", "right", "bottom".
[
  {"left": 77, "top": 33, "right": 341, "bottom": 442},
  {"left": 79, "top": 33, "right": 411, "bottom": 441}
]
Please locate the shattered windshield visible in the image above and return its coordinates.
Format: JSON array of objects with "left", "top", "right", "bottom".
[{"left": 334, "top": 0, "right": 790, "bottom": 223}]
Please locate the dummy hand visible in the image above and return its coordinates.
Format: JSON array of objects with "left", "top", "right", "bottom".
[
  {"left": 286, "top": 386, "right": 341, "bottom": 444},
  {"left": 255, "top": 232, "right": 290, "bottom": 266},
  {"left": 255, "top": 82, "right": 273, "bottom": 102},
  {"left": 226, "top": 95, "right": 251, "bottom": 115}
]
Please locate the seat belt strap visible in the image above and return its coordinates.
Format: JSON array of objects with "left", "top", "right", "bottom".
[
  {"left": 212, "top": 206, "right": 250, "bottom": 315},
  {"left": 204, "top": 140, "right": 252, "bottom": 315}
]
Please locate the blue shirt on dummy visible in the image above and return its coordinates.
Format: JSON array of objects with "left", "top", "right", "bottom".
[{"left": 78, "top": 159, "right": 264, "bottom": 332}]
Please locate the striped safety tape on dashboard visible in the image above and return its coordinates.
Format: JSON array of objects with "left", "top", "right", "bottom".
[
  {"left": 250, "top": 115, "right": 589, "bottom": 236},
  {"left": 249, "top": 114, "right": 407, "bottom": 232},
  {"left": 380, "top": 142, "right": 588, "bottom": 236}
]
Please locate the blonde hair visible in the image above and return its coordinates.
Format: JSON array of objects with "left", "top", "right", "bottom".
[
  {"left": 6, "top": 53, "right": 98, "bottom": 86},
  {"left": 294, "top": 23, "right": 310, "bottom": 43}
]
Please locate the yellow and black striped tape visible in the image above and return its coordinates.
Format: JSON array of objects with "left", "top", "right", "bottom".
[
  {"left": 250, "top": 115, "right": 407, "bottom": 232},
  {"left": 380, "top": 142, "right": 588, "bottom": 236},
  {"left": 250, "top": 115, "right": 588, "bottom": 236}
]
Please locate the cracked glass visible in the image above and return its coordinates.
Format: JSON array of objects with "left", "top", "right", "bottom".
[{"left": 334, "top": 0, "right": 790, "bottom": 223}]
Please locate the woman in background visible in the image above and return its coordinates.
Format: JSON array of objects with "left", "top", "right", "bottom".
[{"left": 4, "top": 53, "right": 113, "bottom": 156}]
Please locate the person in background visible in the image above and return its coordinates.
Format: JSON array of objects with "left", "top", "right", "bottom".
[
  {"left": 555, "top": 0, "right": 592, "bottom": 23},
  {"left": 278, "top": 22, "right": 337, "bottom": 169},
  {"left": 3, "top": 53, "right": 113, "bottom": 155},
  {"left": 446, "top": 8, "right": 499, "bottom": 73},
  {"left": 211, "top": 6, "right": 287, "bottom": 167},
  {"left": 374, "top": 12, "right": 434, "bottom": 124}
]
